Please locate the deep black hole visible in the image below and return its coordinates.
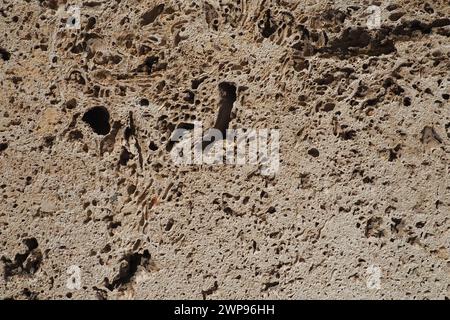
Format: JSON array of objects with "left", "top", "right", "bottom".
[
  {"left": 0, "top": 47, "right": 11, "bottom": 61},
  {"left": 165, "top": 218, "right": 174, "bottom": 231},
  {"left": 86, "top": 17, "right": 96, "bottom": 30},
  {"left": 140, "top": 4, "right": 165, "bottom": 26},
  {"left": 403, "top": 97, "right": 411, "bottom": 106},
  {"left": 82, "top": 106, "right": 111, "bottom": 135},
  {"left": 140, "top": 56, "right": 158, "bottom": 75},
  {"left": 139, "top": 98, "right": 149, "bottom": 106},
  {"left": 261, "top": 10, "right": 278, "bottom": 38},
  {"left": 23, "top": 238, "right": 38, "bottom": 251},
  {"left": 308, "top": 148, "right": 320, "bottom": 157},
  {"left": 119, "top": 147, "right": 133, "bottom": 166},
  {"left": 149, "top": 141, "right": 158, "bottom": 151}
]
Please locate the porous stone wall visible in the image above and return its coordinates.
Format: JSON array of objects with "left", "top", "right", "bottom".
[{"left": 0, "top": 0, "right": 449, "bottom": 299}]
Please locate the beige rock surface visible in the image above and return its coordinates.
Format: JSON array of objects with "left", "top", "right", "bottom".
[{"left": 0, "top": 0, "right": 449, "bottom": 299}]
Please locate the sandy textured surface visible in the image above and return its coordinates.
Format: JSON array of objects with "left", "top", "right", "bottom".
[{"left": 0, "top": 0, "right": 449, "bottom": 299}]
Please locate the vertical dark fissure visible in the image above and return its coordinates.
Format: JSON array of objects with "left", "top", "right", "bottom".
[
  {"left": 203, "top": 82, "right": 237, "bottom": 151},
  {"left": 214, "top": 82, "right": 237, "bottom": 135}
]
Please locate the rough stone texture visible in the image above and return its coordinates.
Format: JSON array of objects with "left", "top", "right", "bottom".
[{"left": 0, "top": 0, "right": 449, "bottom": 300}]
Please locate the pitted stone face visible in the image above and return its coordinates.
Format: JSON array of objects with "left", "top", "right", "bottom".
[{"left": 0, "top": 0, "right": 449, "bottom": 300}]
